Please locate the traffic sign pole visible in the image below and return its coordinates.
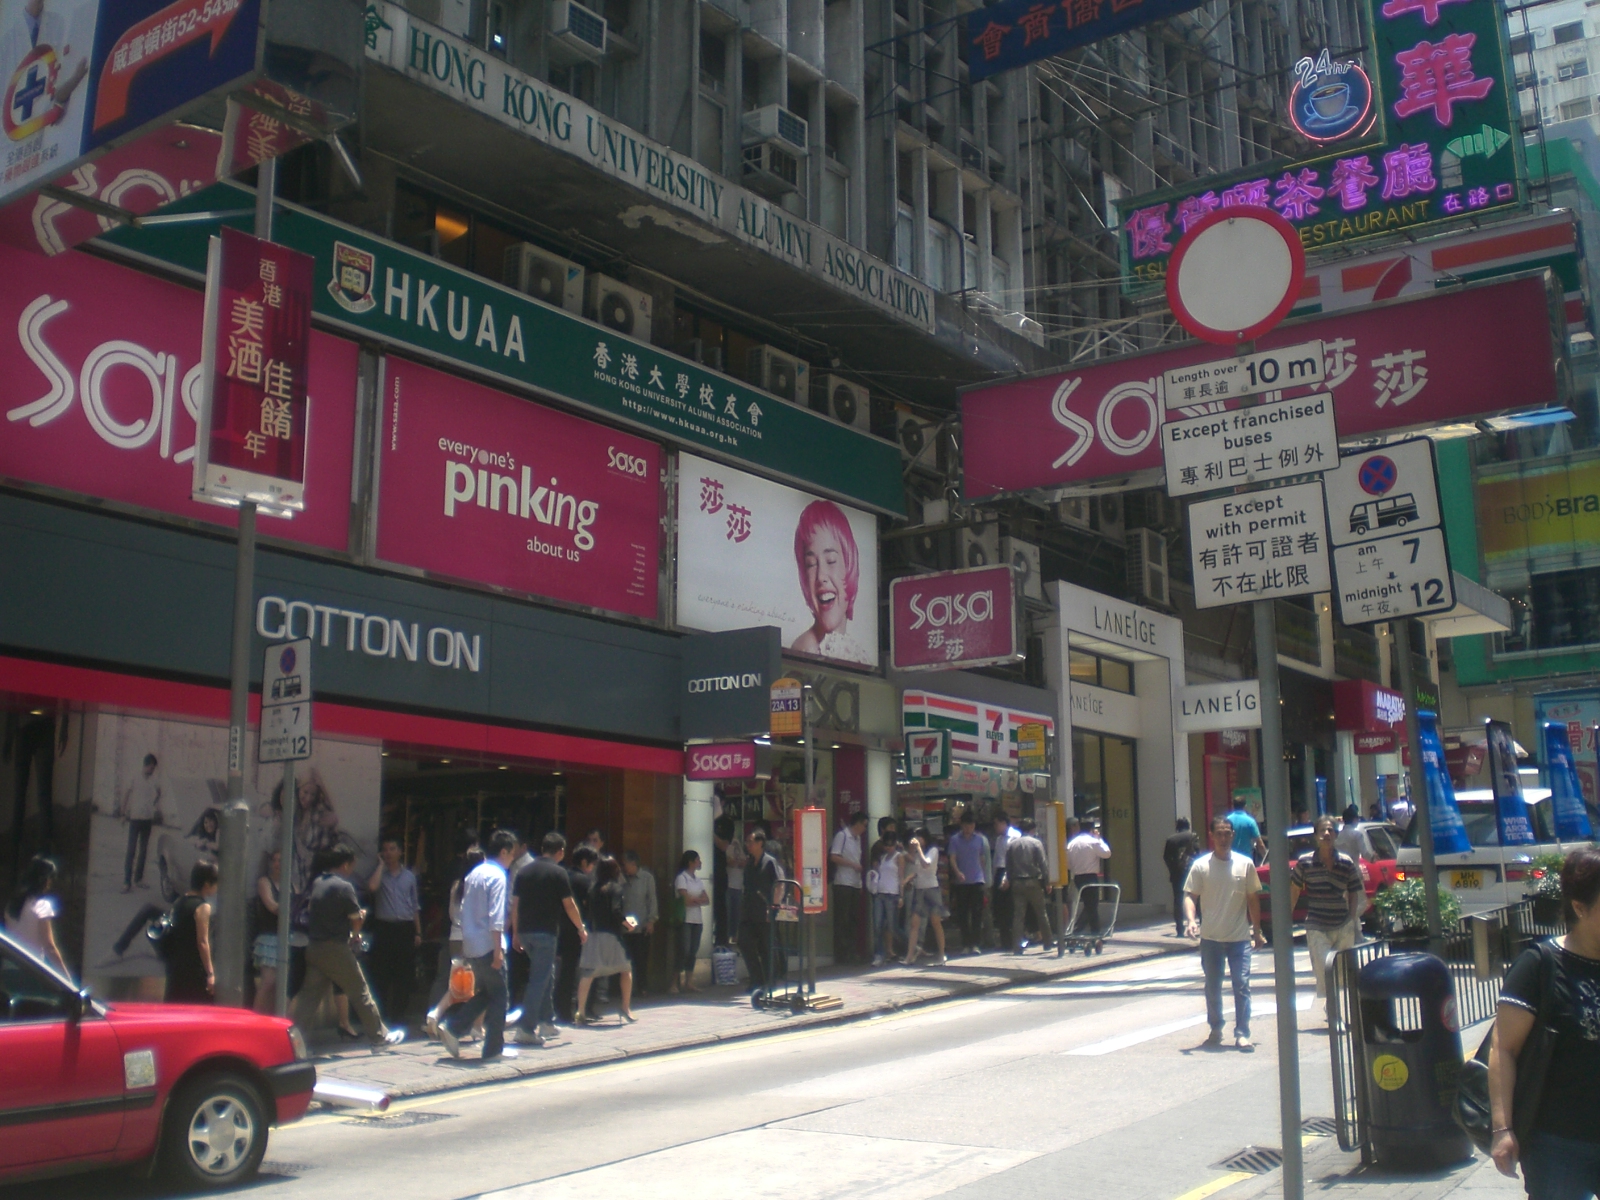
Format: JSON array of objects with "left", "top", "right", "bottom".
[
  {"left": 275, "top": 757, "right": 295, "bottom": 1016},
  {"left": 1254, "top": 597, "right": 1304, "bottom": 1200}
]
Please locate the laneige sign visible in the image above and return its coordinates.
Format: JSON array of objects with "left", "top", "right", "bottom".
[{"left": 1178, "top": 681, "right": 1262, "bottom": 733}]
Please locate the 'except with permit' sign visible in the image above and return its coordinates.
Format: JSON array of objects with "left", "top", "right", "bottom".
[{"left": 1187, "top": 481, "right": 1331, "bottom": 609}]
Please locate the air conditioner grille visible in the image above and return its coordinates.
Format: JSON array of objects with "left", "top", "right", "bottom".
[
  {"left": 566, "top": 3, "right": 606, "bottom": 48},
  {"left": 777, "top": 109, "right": 808, "bottom": 148}
]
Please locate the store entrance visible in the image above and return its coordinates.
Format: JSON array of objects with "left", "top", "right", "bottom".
[{"left": 1072, "top": 729, "right": 1140, "bottom": 902}]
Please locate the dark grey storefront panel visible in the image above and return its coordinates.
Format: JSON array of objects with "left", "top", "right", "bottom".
[{"left": 0, "top": 494, "right": 680, "bottom": 744}]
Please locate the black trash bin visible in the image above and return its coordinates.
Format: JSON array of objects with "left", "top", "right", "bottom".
[{"left": 1357, "top": 953, "right": 1474, "bottom": 1170}]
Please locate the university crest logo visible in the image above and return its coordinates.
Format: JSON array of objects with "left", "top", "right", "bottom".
[{"left": 329, "top": 241, "right": 376, "bottom": 313}]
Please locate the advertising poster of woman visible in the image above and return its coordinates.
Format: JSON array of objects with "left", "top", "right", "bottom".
[{"left": 675, "top": 453, "right": 879, "bottom": 669}]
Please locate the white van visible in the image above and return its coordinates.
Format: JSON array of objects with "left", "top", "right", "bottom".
[{"left": 1394, "top": 789, "right": 1592, "bottom": 911}]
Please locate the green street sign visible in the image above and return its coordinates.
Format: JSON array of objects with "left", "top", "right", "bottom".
[
  {"left": 1117, "top": 0, "right": 1521, "bottom": 293},
  {"left": 102, "top": 184, "right": 905, "bottom": 515}
]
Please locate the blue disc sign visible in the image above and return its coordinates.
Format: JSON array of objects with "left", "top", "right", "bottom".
[
  {"left": 280, "top": 646, "right": 297, "bottom": 674},
  {"left": 1359, "top": 455, "right": 1398, "bottom": 496}
]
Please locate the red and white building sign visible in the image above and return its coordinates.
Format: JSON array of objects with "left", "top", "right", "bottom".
[
  {"left": 1335, "top": 679, "right": 1406, "bottom": 752},
  {"left": 889, "top": 564, "right": 1017, "bottom": 672},
  {"left": 194, "top": 226, "right": 314, "bottom": 511},
  {"left": 960, "top": 274, "right": 1560, "bottom": 496},
  {"left": 0, "top": 241, "right": 356, "bottom": 550},
  {"left": 901, "top": 690, "right": 1056, "bottom": 768},
  {"left": 373, "top": 357, "right": 662, "bottom": 620}
]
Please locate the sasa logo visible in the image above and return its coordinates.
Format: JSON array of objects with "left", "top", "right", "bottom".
[{"left": 608, "top": 446, "right": 648, "bottom": 477}]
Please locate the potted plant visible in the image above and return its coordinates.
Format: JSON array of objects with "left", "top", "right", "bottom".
[
  {"left": 1527, "top": 852, "right": 1567, "bottom": 925},
  {"left": 1373, "top": 877, "right": 1462, "bottom": 950}
]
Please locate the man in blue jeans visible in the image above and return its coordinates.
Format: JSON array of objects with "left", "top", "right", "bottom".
[
  {"left": 438, "top": 829, "right": 517, "bottom": 1061},
  {"left": 1183, "top": 815, "right": 1266, "bottom": 1050},
  {"left": 511, "top": 832, "right": 587, "bottom": 1045}
]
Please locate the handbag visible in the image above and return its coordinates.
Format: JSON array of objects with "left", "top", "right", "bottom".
[
  {"left": 448, "top": 957, "right": 477, "bottom": 1002},
  {"left": 1454, "top": 940, "right": 1558, "bottom": 1152}
]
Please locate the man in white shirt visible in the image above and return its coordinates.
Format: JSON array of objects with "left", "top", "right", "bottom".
[
  {"left": 1183, "top": 815, "right": 1266, "bottom": 1050},
  {"left": 829, "top": 812, "right": 868, "bottom": 964},
  {"left": 120, "top": 753, "right": 162, "bottom": 892},
  {"left": 1067, "top": 822, "right": 1113, "bottom": 935}
]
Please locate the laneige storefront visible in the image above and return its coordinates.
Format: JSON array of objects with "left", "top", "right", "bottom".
[{"left": 1044, "top": 582, "right": 1188, "bottom": 909}]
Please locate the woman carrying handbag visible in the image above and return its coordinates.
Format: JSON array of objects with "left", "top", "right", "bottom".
[{"left": 1489, "top": 846, "right": 1600, "bottom": 1199}]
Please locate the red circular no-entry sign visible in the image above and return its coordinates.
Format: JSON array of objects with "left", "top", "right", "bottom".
[{"left": 1165, "top": 207, "right": 1306, "bottom": 345}]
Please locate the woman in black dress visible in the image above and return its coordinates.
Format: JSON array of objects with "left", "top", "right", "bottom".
[
  {"left": 574, "top": 855, "right": 637, "bottom": 1024},
  {"left": 165, "top": 861, "right": 218, "bottom": 1004}
]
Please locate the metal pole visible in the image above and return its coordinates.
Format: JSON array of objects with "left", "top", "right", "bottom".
[
  {"left": 274, "top": 758, "right": 295, "bottom": 1016},
  {"left": 1254, "top": 598, "right": 1303, "bottom": 1200},
  {"left": 1394, "top": 620, "right": 1441, "bottom": 942},
  {"left": 803, "top": 684, "right": 817, "bottom": 996},
  {"left": 213, "top": 158, "right": 276, "bottom": 1008}
]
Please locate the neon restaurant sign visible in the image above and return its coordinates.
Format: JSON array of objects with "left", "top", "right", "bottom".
[{"left": 1116, "top": 0, "right": 1519, "bottom": 292}]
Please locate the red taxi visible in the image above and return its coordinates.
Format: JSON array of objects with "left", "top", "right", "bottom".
[{"left": 0, "top": 930, "right": 315, "bottom": 1189}]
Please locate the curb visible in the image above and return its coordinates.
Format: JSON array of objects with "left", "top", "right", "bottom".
[{"left": 315, "top": 939, "right": 1188, "bottom": 1103}]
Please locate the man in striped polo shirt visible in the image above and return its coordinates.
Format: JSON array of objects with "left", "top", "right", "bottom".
[{"left": 1289, "top": 815, "right": 1367, "bottom": 1024}]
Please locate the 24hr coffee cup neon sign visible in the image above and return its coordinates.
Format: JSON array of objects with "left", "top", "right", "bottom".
[{"left": 1289, "top": 49, "right": 1376, "bottom": 144}]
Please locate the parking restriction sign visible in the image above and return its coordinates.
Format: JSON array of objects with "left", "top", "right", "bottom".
[{"left": 1322, "top": 437, "right": 1454, "bottom": 625}]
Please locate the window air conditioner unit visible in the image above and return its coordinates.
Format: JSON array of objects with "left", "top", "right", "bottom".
[
  {"left": 502, "top": 243, "right": 585, "bottom": 314},
  {"left": 742, "top": 142, "right": 801, "bottom": 196},
  {"left": 1056, "top": 496, "right": 1093, "bottom": 531},
  {"left": 746, "top": 345, "right": 808, "bottom": 405},
  {"left": 1126, "top": 527, "right": 1169, "bottom": 607},
  {"left": 1002, "top": 537, "right": 1043, "bottom": 601},
  {"left": 958, "top": 523, "right": 1000, "bottom": 569},
  {"left": 1095, "top": 493, "right": 1124, "bottom": 540},
  {"left": 741, "top": 104, "right": 809, "bottom": 152},
  {"left": 585, "top": 274, "right": 653, "bottom": 342},
  {"left": 814, "top": 374, "right": 870, "bottom": 431},
  {"left": 896, "top": 406, "right": 939, "bottom": 472},
  {"left": 549, "top": 0, "right": 607, "bottom": 61}
]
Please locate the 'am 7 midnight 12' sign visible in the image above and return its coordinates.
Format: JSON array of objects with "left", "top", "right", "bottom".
[
  {"left": 1115, "top": 0, "right": 1520, "bottom": 291},
  {"left": 965, "top": 0, "right": 1210, "bottom": 81}
]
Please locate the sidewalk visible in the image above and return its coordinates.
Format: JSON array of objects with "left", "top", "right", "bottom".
[
  {"left": 1222, "top": 1132, "right": 1522, "bottom": 1200},
  {"left": 309, "top": 920, "right": 1187, "bottom": 1101}
]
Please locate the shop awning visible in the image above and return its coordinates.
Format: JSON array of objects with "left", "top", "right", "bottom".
[{"left": 1425, "top": 573, "right": 1513, "bottom": 640}]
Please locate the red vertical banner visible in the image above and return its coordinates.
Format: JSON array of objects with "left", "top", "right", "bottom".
[{"left": 193, "top": 226, "right": 314, "bottom": 511}]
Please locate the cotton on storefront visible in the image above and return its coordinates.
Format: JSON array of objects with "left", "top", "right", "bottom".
[{"left": 0, "top": 189, "right": 903, "bottom": 996}]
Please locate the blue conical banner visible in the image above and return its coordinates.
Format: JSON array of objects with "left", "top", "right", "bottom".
[
  {"left": 1543, "top": 722, "right": 1595, "bottom": 841},
  {"left": 1487, "top": 719, "right": 1537, "bottom": 846},
  {"left": 1418, "top": 713, "right": 1472, "bottom": 855}
]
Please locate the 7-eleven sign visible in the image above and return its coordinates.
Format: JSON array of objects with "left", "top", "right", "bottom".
[{"left": 905, "top": 730, "right": 951, "bottom": 781}]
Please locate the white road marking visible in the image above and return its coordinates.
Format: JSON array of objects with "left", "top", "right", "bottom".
[
  {"left": 477, "top": 1128, "right": 1040, "bottom": 1200},
  {"left": 1063, "top": 993, "right": 1314, "bottom": 1055}
]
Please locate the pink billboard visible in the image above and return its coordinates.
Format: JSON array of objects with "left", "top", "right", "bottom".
[
  {"left": 890, "top": 564, "right": 1017, "bottom": 671},
  {"left": 374, "top": 358, "right": 662, "bottom": 619},
  {"left": 961, "top": 275, "right": 1560, "bottom": 497},
  {"left": 0, "top": 242, "right": 357, "bottom": 551}
]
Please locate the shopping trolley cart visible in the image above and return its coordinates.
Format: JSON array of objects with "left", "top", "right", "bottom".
[{"left": 1061, "top": 881, "right": 1121, "bottom": 955}]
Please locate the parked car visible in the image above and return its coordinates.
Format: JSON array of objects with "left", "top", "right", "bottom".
[
  {"left": 1256, "top": 821, "right": 1399, "bottom": 936},
  {"left": 0, "top": 929, "right": 316, "bottom": 1189},
  {"left": 1395, "top": 797, "right": 1594, "bottom": 911}
]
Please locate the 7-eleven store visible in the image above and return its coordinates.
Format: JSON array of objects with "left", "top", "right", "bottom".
[{"left": 899, "top": 691, "right": 1056, "bottom": 831}]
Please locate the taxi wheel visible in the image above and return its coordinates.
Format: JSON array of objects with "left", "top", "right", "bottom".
[{"left": 161, "top": 1072, "right": 269, "bottom": 1189}]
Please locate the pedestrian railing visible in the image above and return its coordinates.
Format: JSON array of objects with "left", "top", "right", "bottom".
[{"left": 1327, "top": 899, "right": 1564, "bottom": 1162}]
